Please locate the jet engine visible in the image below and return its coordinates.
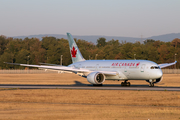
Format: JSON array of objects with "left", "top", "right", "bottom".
[
  {"left": 146, "top": 77, "right": 163, "bottom": 84},
  {"left": 87, "top": 72, "right": 105, "bottom": 85}
]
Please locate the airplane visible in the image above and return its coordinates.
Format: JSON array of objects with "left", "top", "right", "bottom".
[{"left": 5, "top": 33, "right": 177, "bottom": 87}]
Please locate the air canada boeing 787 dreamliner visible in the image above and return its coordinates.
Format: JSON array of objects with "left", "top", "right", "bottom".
[{"left": 6, "top": 33, "right": 177, "bottom": 87}]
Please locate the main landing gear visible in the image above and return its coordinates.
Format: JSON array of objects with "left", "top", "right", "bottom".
[{"left": 121, "top": 80, "right": 131, "bottom": 86}]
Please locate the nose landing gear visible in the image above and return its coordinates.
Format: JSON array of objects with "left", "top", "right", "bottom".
[
  {"left": 149, "top": 82, "right": 154, "bottom": 87},
  {"left": 121, "top": 80, "right": 131, "bottom": 86},
  {"left": 148, "top": 79, "right": 155, "bottom": 87}
]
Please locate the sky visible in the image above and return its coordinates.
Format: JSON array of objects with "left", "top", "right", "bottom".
[{"left": 0, "top": 0, "right": 180, "bottom": 38}]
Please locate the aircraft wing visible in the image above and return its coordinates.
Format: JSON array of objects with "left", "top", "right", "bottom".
[
  {"left": 158, "top": 61, "right": 177, "bottom": 68},
  {"left": 5, "top": 62, "right": 89, "bottom": 72},
  {"left": 4, "top": 62, "right": 117, "bottom": 76},
  {"left": 97, "top": 71, "right": 117, "bottom": 76},
  {"left": 39, "top": 63, "right": 64, "bottom": 66}
]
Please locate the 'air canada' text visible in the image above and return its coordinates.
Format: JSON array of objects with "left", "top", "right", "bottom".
[{"left": 111, "top": 62, "right": 140, "bottom": 67}]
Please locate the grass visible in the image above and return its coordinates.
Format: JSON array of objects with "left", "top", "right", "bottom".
[
  {"left": 0, "top": 89, "right": 180, "bottom": 120},
  {"left": 0, "top": 73, "right": 179, "bottom": 119}
]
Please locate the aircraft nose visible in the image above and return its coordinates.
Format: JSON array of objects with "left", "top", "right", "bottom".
[{"left": 157, "top": 70, "right": 163, "bottom": 78}]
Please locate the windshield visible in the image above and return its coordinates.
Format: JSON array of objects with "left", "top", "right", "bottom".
[{"left": 150, "top": 66, "right": 160, "bottom": 69}]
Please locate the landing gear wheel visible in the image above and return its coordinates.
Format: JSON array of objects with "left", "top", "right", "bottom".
[
  {"left": 149, "top": 82, "right": 154, "bottom": 87},
  {"left": 121, "top": 81, "right": 131, "bottom": 87},
  {"left": 127, "top": 82, "right": 131, "bottom": 86},
  {"left": 121, "top": 82, "right": 125, "bottom": 86}
]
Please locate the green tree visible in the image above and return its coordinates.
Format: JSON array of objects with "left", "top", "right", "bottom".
[
  {"left": 97, "top": 37, "right": 106, "bottom": 48},
  {"left": 144, "top": 39, "right": 155, "bottom": 45},
  {"left": 171, "top": 38, "right": 180, "bottom": 49},
  {"left": 0, "top": 35, "right": 11, "bottom": 55},
  {"left": 0, "top": 52, "right": 14, "bottom": 69}
]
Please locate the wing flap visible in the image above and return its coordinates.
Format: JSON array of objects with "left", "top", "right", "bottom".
[{"left": 5, "top": 62, "right": 90, "bottom": 72}]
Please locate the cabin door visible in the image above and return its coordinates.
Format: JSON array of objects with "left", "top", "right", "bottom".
[
  {"left": 141, "top": 64, "right": 145, "bottom": 72},
  {"left": 124, "top": 67, "right": 127, "bottom": 72}
]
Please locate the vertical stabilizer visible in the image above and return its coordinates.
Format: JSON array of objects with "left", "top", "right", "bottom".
[{"left": 67, "top": 33, "right": 85, "bottom": 63}]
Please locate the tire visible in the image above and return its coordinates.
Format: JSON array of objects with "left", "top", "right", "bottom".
[
  {"left": 121, "top": 82, "right": 125, "bottom": 86},
  {"left": 149, "top": 83, "right": 154, "bottom": 87},
  {"left": 127, "top": 82, "right": 131, "bottom": 86}
]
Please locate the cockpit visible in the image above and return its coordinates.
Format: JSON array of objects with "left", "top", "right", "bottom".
[{"left": 150, "top": 66, "right": 160, "bottom": 69}]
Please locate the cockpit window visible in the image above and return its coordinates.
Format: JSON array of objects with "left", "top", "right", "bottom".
[
  {"left": 150, "top": 66, "right": 154, "bottom": 69},
  {"left": 155, "top": 66, "right": 160, "bottom": 69},
  {"left": 150, "top": 66, "right": 160, "bottom": 69}
]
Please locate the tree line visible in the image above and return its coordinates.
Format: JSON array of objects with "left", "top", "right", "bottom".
[{"left": 0, "top": 35, "right": 179, "bottom": 69}]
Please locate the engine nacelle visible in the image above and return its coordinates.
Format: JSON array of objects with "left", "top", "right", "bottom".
[
  {"left": 146, "top": 77, "right": 163, "bottom": 84},
  {"left": 87, "top": 72, "right": 105, "bottom": 85}
]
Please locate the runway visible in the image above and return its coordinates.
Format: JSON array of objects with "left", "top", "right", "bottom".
[{"left": 0, "top": 84, "right": 180, "bottom": 91}]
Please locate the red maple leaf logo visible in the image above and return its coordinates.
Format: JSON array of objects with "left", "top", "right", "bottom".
[
  {"left": 136, "top": 62, "right": 140, "bottom": 67},
  {"left": 71, "top": 46, "right": 77, "bottom": 57}
]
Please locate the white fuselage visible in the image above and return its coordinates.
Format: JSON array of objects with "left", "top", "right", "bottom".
[{"left": 69, "top": 60, "right": 163, "bottom": 81}]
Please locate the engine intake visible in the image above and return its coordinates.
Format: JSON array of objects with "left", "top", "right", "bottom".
[{"left": 87, "top": 72, "right": 105, "bottom": 85}]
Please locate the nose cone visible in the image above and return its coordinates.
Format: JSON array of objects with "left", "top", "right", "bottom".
[{"left": 156, "top": 70, "right": 163, "bottom": 78}]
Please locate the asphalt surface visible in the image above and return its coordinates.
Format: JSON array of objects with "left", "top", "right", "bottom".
[{"left": 0, "top": 83, "right": 180, "bottom": 91}]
